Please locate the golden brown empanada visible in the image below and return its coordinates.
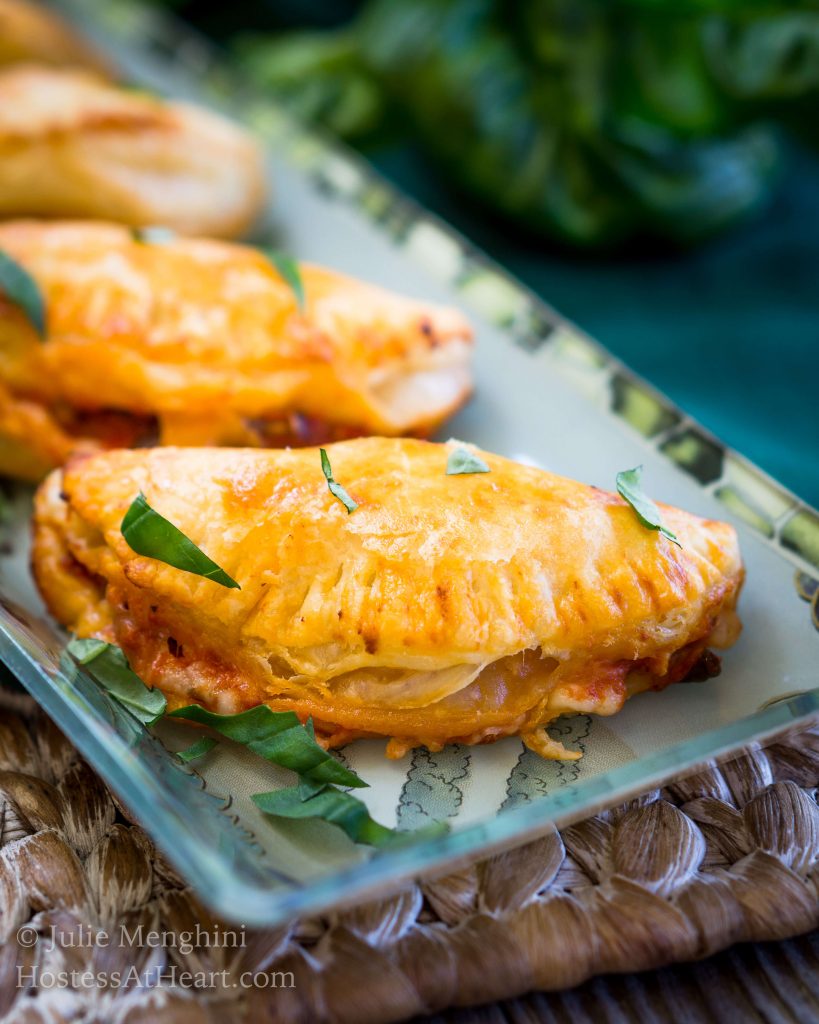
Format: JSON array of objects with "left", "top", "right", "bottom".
[
  {"left": 0, "top": 221, "right": 473, "bottom": 480},
  {"left": 0, "top": 64, "right": 265, "bottom": 237},
  {"left": 32, "top": 438, "right": 743, "bottom": 760},
  {"left": 0, "top": 0, "right": 110, "bottom": 74}
]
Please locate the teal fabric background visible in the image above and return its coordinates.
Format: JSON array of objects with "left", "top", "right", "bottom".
[{"left": 370, "top": 142, "right": 819, "bottom": 508}]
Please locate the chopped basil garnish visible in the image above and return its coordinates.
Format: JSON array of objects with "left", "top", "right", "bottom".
[
  {"left": 253, "top": 785, "right": 396, "bottom": 846},
  {"left": 68, "top": 639, "right": 446, "bottom": 847},
  {"left": 446, "top": 447, "right": 490, "bottom": 476},
  {"left": 262, "top": 248, "right": 305, "bottom": 311},
  {"left": 320, "top": 448, "right": 358, "bottom": 514},
  {"left": 170, "top": 705, "right": 451, "bottom": 846},
  {"left": 168, "top": 704, "right": 366, "bottom": 789},
  {"left": 131, "top": 225, "right": 176, "bottom": 245},
  {"left": 297, "top": 776, "right": 329, "bottom": 800},
  {"left": 254, "top": 785, "right": 449, "bottom": 847},
  {"left": 0, "top": 248, "right": 45, "bottom": 337},
  {"left": 66, "top": 637, "right": 167, "bottom": 725},
  {"left": 66, "top": 636, "right": 108, "bottom": 664},
  {"left": 616, "top": 465, "right": 681, "bottom": 547},
  {"left": 176, "top": 736, "right": 218, "bottom": 763},
  {"left": 121, "top": 492, "right": 240, "bottom": 589}
]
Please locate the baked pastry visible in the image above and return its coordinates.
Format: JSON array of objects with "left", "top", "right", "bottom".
[
  {"left": 0, "top": 221, "right": 472, "bottom": 480},
  {"left": 0, "top": 64, "right": 265, "bottom": 237},
  {"left": 32, "top": 438, "right": 744, "bottom": 760},
  {"left": 0, "top": 0, "right": 110, "bottom": 74}
]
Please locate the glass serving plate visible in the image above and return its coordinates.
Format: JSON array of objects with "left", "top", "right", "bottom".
[{"left": 2, "top": 0, "right": 817, "bottom": 926}]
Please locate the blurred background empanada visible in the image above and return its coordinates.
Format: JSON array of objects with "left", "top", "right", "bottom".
[
  {"left": 0, "top": 0, "right": 111, "bottom": 74},
  {"left": 0, "top": 64, "right": 266, "bottom": 238}
]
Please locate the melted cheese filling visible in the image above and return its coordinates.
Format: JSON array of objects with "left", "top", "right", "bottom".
[{"left": 275, "top": 662, "right": 487, "bottom": 709}]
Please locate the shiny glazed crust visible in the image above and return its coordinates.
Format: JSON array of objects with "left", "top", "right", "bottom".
[
  {"left": 0, "top": 65, "right": 265, "bottom": 237},
  {"left": 32, "top": 439, "right": 744, "bottom": 760},
  {"left": 0, "top": 221, "right": 473, "bottom": 479}
]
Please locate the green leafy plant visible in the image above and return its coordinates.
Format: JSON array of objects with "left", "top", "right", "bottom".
[
  {"left": 355, "top": 0, "right": 782, "bottom": 247},
  {"left": 232, "top": 0, "right": 819, "bottom": 248},
  {"left": 235, "top": 28, "right": 386, "bottom": 142}
]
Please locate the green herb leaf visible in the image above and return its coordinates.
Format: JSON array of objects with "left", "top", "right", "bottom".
[
  {"left": 446, "top": 447, "right": 490, "bottom": 476},
  {"left": 616, "top": 465, "right": 681, "bottom": 547},
  {"left": 0, "top": 248, "right": 46, "bottom": 337},
  {"left": 131, "top": 225, "right": 177, "bottom": 245},
  {"left": 121, "top": 492, "right": 240, "bottom": 589},
  {"left": 66, "top": 637, "right": 167, "bottom": 725},
  {"left": 68, "top": 636, "right": 110, "bottom": 664},
  {"left": 168, "top": 704, "right": 366, "bottom": 789},
  {"left": 254, "top": 785, "right": 450, "bottom": 848},
  {"left": 176, "top": 736, "right": 218, "bottom": 763},
  {"left": 253, "top": 785, "right": 397, "bottom": 846},
  {"left": 297, "top": 776, "right": 328, "bottom": 800},
  {"left": 262, "top": 248, "right": 306, "bottom": 311},
  {"left": 320, "top": 448, "right": 358, "bottom": 514}
]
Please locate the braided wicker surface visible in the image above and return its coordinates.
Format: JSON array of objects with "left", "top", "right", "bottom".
[{"left": 0, "top": 702, "right": 817, "bottom": 1024}]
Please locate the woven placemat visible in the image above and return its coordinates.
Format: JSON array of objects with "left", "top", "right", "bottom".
[{"left": 0, "top": 695, "right": 817, "bottom": 1023}]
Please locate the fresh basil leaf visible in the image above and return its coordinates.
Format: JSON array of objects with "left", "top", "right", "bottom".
[
  {"left": 254, "top": 785, "right": 450, "bottom": 847},
  {"left": 262, "top": 248, "right": 306, "bottom": 311},
  {"left": 616, "top": 465, "right": 681, "bottom": 547},
  {"left": 168, "top": 704, "right": 366, "bottom": 789},
  {"left": 67, "top": 636, "right": 110, "bottom": 664},
  {"left": 446, "top": 447, "right": 490, "bottom": 476},
  {"left": 0, "top": 248, "right": 45, "bottom": 337},
  {"left": 66, "top": 637, "right": 167, "bottom": 725},
  {"left": 297, "top": 776, "right": 328, "bottom": 800},
  {"left": 132, "top": 225, "right": 176, "bottom": 245},
  {"left": 121, "top": 492, "right": 240, "bottom": 589},
  {"left": 320, "top": 448, "right": 358, "bottom": 514},
  {"left": 253, "top": 785, "right": 397, "bottom": 846},
  {"left": 176, "top": 736, "right": 218, "bottom": 763}
]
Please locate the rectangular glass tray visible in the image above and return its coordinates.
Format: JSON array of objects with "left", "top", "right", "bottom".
[{"left": 2, "top": 0, "right": 817, "bottom": 926}]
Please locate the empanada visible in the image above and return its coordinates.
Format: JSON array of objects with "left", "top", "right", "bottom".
[
  {"left": 32, "top": 439, "right": 743, "bottom": 760},
  {"left": 0, "top": 64, "right": 265, "bottom": 237},
  {"left": 0, "top": 221, "right": 473, "bottom": 480},
  {"left": 0, "top": 0, "right": 110, "bottom": 74}
]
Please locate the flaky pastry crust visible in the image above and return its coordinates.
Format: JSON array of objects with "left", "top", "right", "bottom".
[{"left": 32, "top": 439, "right": 744, "bottom": 760}]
